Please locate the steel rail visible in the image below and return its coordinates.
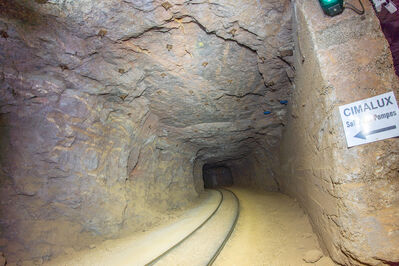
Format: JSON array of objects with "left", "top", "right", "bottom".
[
  {"left": 207, "top": 188, "right": 240, "bottom": 266},
  {"left": 145, "top": 189, "right": 224, "bottom": 266}
]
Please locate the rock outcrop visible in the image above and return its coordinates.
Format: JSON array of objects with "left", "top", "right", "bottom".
[
  {"left": 0, "top": 0, "right": 292, "bottom": 263},
  {"left": 280, "top": 0, "right": 399, "bottom": 264}
]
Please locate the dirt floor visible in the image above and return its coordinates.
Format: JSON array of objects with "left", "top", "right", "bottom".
[
  {"left": 155, "top": 189, "right": 238, "bottom": 266},
  {"left": 43, "top": 190, "right": 221, "bottom": 266},
  {"left": 42, "top": 186, "right": 336, "bottom": 266},
  {"left": 214, "top": 187, "right": 336, "bottom": 266}
]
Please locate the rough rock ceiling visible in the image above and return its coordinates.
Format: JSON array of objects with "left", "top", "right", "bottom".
[{"left": 0, "top": 0, "right": 293, "bottom": 163}]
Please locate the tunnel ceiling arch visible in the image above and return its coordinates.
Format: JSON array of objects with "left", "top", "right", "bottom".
[{"left": 1, "top": 0, "right": 293, "bottom": 163}]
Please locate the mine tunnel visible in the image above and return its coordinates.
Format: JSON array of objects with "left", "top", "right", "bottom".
[
  {"left": 0, "top": 0, "right": 399, "bottom": 265},
  {"left": 202, "top": 164, "right": 234, "bottom": 188}
]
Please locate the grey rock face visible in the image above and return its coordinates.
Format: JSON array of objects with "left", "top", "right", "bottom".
[{"left": 0, "top": 0, "right": 292, "bottom": 263}]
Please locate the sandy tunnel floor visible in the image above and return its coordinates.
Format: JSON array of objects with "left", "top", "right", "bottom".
[
  {"left": 214, "top": 187, "right": 336, "bottom": 266},
  {"left": 42, "top": 187, "right": 336, "bottom": 266}
]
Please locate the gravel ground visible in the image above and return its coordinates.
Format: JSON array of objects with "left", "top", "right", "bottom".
[{"left": 214, "top": 187, "right": 336, "bottom": 266}]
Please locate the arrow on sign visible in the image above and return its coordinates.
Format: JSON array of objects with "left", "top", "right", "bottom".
[{"left": 354, "top": 125, "right": 397, "bottom": 139}]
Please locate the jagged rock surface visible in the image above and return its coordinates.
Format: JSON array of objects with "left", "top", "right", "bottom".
[
  {"left": 0, "top": 0, "right": 292, "bottom": 263},
  {"left": 280, "top": 0, "right": 399, "bottom": 264}
]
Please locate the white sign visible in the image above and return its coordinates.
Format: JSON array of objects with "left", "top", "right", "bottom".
[{"left": 339, "top": 91, "right": 399, "bottom": 147}]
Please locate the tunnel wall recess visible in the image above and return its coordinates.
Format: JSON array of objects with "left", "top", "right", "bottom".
[
  {"left": 279, "top": 0, "right": 399, "bottom": 265},
  {"left": 203, "top": 165, "right": 233, "bottom": 188}
]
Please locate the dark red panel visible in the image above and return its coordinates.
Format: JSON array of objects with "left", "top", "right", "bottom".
[{"left": 375, "top": 0, "right": 399, "bottom": 76}]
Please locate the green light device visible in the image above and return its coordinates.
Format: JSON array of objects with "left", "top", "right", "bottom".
[{"left": 318, "top": 0, "right": 344, "bottom": 16}]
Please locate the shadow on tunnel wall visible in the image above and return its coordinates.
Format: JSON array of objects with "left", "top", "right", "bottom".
[
  {"left": 0, "top": 0, "right": 46, "bottom": 26},
  {"left": 202, "top": 164, "right": 233, "bottom": 189}
]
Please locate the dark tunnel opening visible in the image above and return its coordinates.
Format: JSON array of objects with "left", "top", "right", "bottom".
[{"left": 202, "top": 164, "right": 233, "bottom": 189}]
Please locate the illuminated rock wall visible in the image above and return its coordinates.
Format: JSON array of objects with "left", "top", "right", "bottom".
[{"left": 280, "top": 1, "right": 399, "bottom": 264}]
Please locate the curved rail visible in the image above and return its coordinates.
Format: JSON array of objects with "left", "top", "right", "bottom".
[
  {"left": 207, "top": 188, "right": 240, "bottom": 266},
  {"left": 145, "top": 189, "right": 224, "bottom": 266},
  {"left": 146, "top": 188, "right": 240, "bottom": 266}
]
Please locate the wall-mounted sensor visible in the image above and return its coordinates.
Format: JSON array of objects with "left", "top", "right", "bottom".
[
  {"left": 318, "top": 0, "right": 344, "bottom": 16},
  {"left": 319, "top": 0, "right": 366, "bottom": 16}
]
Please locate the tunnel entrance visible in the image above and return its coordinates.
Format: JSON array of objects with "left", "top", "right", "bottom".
[{"left": 202, "top": 164, "right": 233, "bottom": 188}]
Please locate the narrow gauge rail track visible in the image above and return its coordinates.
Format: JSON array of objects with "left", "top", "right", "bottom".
[
  {"left": 207, "top": 188, "right": 240, "bottom": 266},
  {"left": 145, "top": 188, "right": 240, "bottom": 266}
]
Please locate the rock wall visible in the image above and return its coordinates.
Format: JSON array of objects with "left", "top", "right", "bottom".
[
  {"left": 0, "top": 68, "right": 199, "bottom": 263},
  {"left": 225, "top": 147, "right": 280, "bottom": 191},
  {"left": 0, "top": 0, "right": 292, "bottom": 263},
  {"left": 280, "top": 1, "right": 399, "bottom": 265}
]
